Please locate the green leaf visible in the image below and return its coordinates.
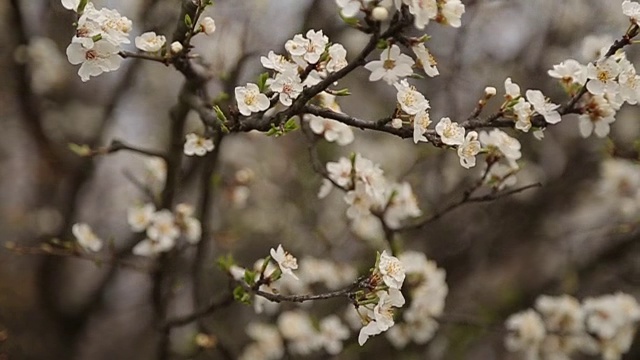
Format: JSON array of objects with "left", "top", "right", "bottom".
[
  {"left": 257, "top": 72, "right": 270, "bottom": 93},
  {"left": 184, "top": 14, "right": 193, "bottom": 27},
  {"left": 233, "top": 286, "right": 251, "bottom": 305}
]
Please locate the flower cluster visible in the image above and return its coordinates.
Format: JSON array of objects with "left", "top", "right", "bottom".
[
  {"left": 549, "top": 28, "right": 640, "bottom": 139},
  {"left": 320, "top": 154, "right": 422, "bottom": 229},
  {"left": 357, "top": 251, "right": 406, "bottom": 345},
  {"left": 598, "top": 158, "right": 640, "bottom": 218},
  {"left": 501, "top": 78, "right": 561, "bottom": 133},
  {"left": 386, "top": 251, "right": 448, "bottom": 348},
  {"left": 391, "top": 0, "right": 465, "bottom": 29},
  {"left": 505, "top": 293, "right": 640, "bottom": 360},
  {"left": 236, "top": 29, "right": 349, "bottom": 116},
  {"left": 479, "top": 129, "right": 523, "bottom": 189},
  {"left": 127, "top": 203, "right": 201, "bottom": 257},
  {"left": 240, "top": 312, "right": 350, "bottom": 359},
  {"left": 62, "top": 1, "right": 131, "bottom": 81},
  {"left": 392, "top": 80, "right": 431, "bottom": 144}
]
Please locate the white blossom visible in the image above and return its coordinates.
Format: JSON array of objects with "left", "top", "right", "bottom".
[
  {"left": 326, "top": 157, "right": 353, "bottom": 188},
  {"left": 235, "top": 83, "right": 270, "bottom": 116},
  {"left": 378, "top": 250, "right": 406, "bottom": 289},
  {"left": 199, "top": 17, "right": 216, "bottom": 35},
  {"left": 358, "top": 288, "right": 405, "bottom": 345},
  {"left": 586, "top": 57, "right": 621, "bottom": 96},
  {"left": 134, "top": 32, "right": 166, "bottom": 52},
  {"left": 72, "top": 223, "right": 103, "bottom": 252},
  {"left": 146, "top": 209, "right": 180, "bottom": 245},
  {"left": 526, "top": 89, "right": 561, "bottom": 124},
  {"left": 127, "top": 203, "right": 156, "bottom": 232},
  {"left": 184, "top": 133, "right": 214, "bottom": 156},
  {"left": 408, "top": 111, "right": 430, "bottom": 142},
  {"left": 622, "top": 0, "right": 640, "bottom": 24},
  {"left": 435, "top": 117, "right": 465, "bottom": 146},
  {"left": 364, "top": 45, "right": 414, "bottom": 85},
  {"left": 578, "top": 95, "right": 616, "bottom": 138},
  {"left": 407, "top": 0, "right": 437, "bottom": 29},
  {"left": 504, "top": 77, "right": 521, "bottom": 100},
  {"left": 479, "top": 129, "right": 522, "bottom": 161},
  {"left": 441, "top": 0, "right": 465, "bottom": 28},
  {"left": 326, "top": 43, "right": 348, "bottom": 73},
  {"left": 411, "top": 43, "right": 439, "bottom": 77},
  {"left": 268, "top": 70, "right": 303, "bottom": 106},
  {"left": 384, "top": 182, "right": 422, "bottom": 228},
  {"left": 66, "top": 38, "right": 122, "bottom": 82},
  {"left": 285, "top": 30, "right": 328, "bottom": 65},
  {"left": 270, "top": 244, "right": 299, "bottom": 280},
  {"left": 336, "top": 0, "right": 363, "bottom": 18},
  {"left": 308, "top": 116, "right": 355, "bottom": 145},
  {"left": 457, "top": 131, "right": 481, "bottom": 169},
  {"left": 505, "top": 309, "right": 546, "bottom": 357},
  {"left": 548, "top": 59, "right": 587, "bottom": 85},
  {"left": 260, "top": 51, "right": 298, "bottom": 73},
  {"left": 132, "top": 237, "right": 174, "bottom": 257},
  {"left": 394, "top": 80, "right": 430, "bottom": 115},
  {"left": 513, "top": 97, "right": 533, "bottom": 132}
]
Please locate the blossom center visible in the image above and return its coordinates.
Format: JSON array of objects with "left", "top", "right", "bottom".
[{"left": 383, "top": 59, "right": 396, "bottom": 70}]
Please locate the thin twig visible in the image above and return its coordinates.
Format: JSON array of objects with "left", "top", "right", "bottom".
[{"left": 404, "top": 183, "right": 542, "bottom": 230}]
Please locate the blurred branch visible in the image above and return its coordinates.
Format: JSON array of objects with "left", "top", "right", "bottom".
[
  {"left": 404, "top": 182, "right": 542, "bottom": 231},
  {"left": 161, "top": 293, "right": 233, "bottom": 330},
  {"left": 8, "top": 0, "right": 62, "bottom": 172},
  {"left": 88, "top": 139, "right": 168, "bottom": 160},
  {"left": 6, "top": 241, "right": 154, "bottom": 272}
]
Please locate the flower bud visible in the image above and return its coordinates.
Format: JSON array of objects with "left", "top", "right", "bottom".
[
  {"left": 484, "top": 86, "right": 497, "bottom": 97},
  {"left": 200, "top": 17, "right": 216, "bottom": 35},
  {"left": 391, "top": 118, "right": 403, "bottom": 129},
  {"left": 170, "top": 41, "right": 183, "bottom": 54},
  {"left": 371, "top": 7, "right": 389, "bottom": 21}
]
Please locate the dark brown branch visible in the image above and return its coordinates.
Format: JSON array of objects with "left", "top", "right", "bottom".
[
  {"left": 89, "top": 139, "right": 169, "bottom": 160},
  {"left": 119, "top": 51, "right": 171, "bottom": 65}
]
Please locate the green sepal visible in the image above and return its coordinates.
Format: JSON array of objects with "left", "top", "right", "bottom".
[
  {"left": 233, "top": 286, "right": 251, "bottom": 305},
  {"left": 257, "top": 72, "right": 270, "bottom": 93},
  {"left": 244, "top": 270, "right": 257, "bottom": 286}
]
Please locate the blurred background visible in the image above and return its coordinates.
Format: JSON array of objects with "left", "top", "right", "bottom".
[{"left": 1, "top": 0, "right": 639, "bottom": 359}]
